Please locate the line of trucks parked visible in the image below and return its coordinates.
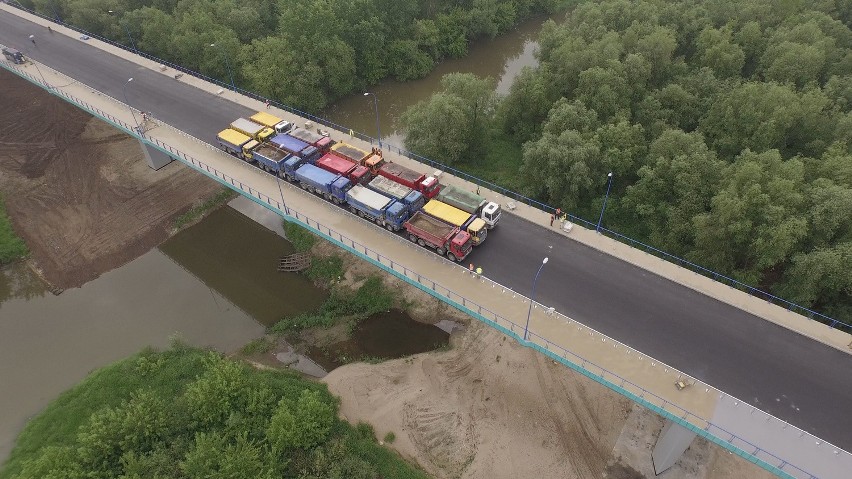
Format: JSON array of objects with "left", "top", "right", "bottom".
[{"left": 216, "top": 112, "right": 502, "bottom": 262}]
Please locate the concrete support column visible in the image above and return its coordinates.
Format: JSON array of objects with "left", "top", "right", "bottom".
[
  {"left": 652, "top": 419, "right": 697, "bottom": 475},
  {"left": 139, "top": 139, "right": 173, "bottom": 170}
]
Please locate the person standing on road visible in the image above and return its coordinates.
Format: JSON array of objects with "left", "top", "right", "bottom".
[
  {"left": 29, "top": 35, "right": 36, "bottom": 46},
  {"left": 265, "top": 99, "right": 271, "bottom": 109},
  {"left": 550, "top": 214, "right": 555, "bottom": 227}
]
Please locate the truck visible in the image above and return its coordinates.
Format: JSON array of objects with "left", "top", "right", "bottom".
[
  {"left": 269, "top": 133, "right": 321, "bottom": 164},
  {"left": 2, "top": 46, "right": 25, "bottom": 64},
  {"left": 366, "top": 176, "right": 426, "bottom": 214},
  {"left": 293, "top": 164, "right": 351, "bottom": 204},
  {"left": 330, "top": 143, "right": 384, "bottom": 173},
  {"left": 250, "top": 111, "right": 293, "bottom": 134},
  {"left": 287, "top": 127, "right": 333, "bottom": 152},
  {"left": 404, "top": 211, "right": 472, "bottom": 262},
  {"left": 378, "top": 162, "right": 441, "bottom": 199},
  {"left": 230, "top": 118, "right": 275, "bottom": 142},
  {"left": 252, "top": 145, "right": 291, "bottom": 177},
  {"left": 316, "top": 153, "right": 371, "bottom": 185},
  {"left": 436, "top": 184, "right": 502, "bottom": 228},
  {"left": 216, "top": 129, "right": 260, "bottom": 161},
  {"left": 422, "top": 200, "right": 488, "bottom": 246},
  {"left": 345, "top": 185, "right": 408, "bottom": 232}
]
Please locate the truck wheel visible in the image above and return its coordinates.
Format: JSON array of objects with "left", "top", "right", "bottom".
[
  {"left": 385, "top": 223, "right": 394, "bottom": 231},
  {"left": 300, "top": 182, "right": 308, "bottom": 190},
  {"left": 350, "top": 206, "right": 358, "bottom": 214},
  {"left": 447, "top": 253, "right": 458, "bottom": 262},
  {"left": 417, "top": 239, "right": 426, "bottom": 247},
  {"left": 409, "top": 234, "right": 417, "bottom": 243},
  {"left": 437, "top": 247, "right": 446, "bottom": 256}
]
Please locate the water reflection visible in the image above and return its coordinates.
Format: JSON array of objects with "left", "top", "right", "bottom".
[{"left": 0, "top": 262, "right": 47, "bottom": 306}]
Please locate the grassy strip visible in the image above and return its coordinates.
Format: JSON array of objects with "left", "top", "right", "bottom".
[
  {"left": 282, "top": 220, "right": 317, "bottom": 252},
  {"left": 0, "top": 194, "right": 28, "bottom": 265},
  {"left": 173, "top": 188, "right": 237, "bottom": 229},
  {"left": 305, "top": 254, "right": 344, "bottom": 286},
  {"left": 269, "top": 276, "right": 395, "bottom": 334},
  {"left": 0, "top": 343, "right": 426, "bottom": 479}
]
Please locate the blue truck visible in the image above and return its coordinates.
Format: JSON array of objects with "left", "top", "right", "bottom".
[
  {"left": 366, "top": 176, "right": 426, "bottom": 216},
  {"left": 345, "top": 185, "right": 409, "bottom": 231},
  {"left": 294, "top": 164, "right": 351, "bottom": 204},
  {"left": 252, "top": 145, "right": 291, "bottom": 177},
  {"left": 269, "top": 133, "right": 321, "bottom": 164}
]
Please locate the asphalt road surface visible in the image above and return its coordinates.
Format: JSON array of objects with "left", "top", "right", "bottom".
[{"left": 2, "top": 12, "right": 850, "bottom": 451}]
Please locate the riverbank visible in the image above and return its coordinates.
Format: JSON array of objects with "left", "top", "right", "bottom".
[{"left": 0, "top": 69, "right": 224, "bottom": 290}]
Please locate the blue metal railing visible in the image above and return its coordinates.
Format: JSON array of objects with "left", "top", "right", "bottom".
[
  {"left": 4, "top": 59, "right": 839, "bottom": 478},
  {"left": 7, "top": 2, "right": 850, "bottom": 334}
]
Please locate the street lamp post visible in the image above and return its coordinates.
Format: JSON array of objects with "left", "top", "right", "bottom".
[
  {"left": 122, "top": 77, "right": 141, "bottom": 134},
  {"left": 107, "top": 10, "right": 137, "bottom": 53},
  {"left": 24, "top": 36, "right": 51, "bottom": 87},
  {"left": 523, "top": 257, "right": 549, "bottom": 341},
  {"left": 596, "top": 172, "right": 613, "bottom": 233},
  {"left": 363, "top": 92, "right": 381, "bottom": 148},
  {"left": 210, "top": 43, "right": 236, "bottom": 91}
]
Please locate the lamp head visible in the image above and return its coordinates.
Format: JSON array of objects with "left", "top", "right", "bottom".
[
  {"left": 363, "top": 92, "right": 370, "bottom": 96},
  {"left": 127, "top": 77, "right": 133, "bottom": 82},
  {"left": 209, "top": 43, "right": 215, "bottom": 47},
  {"left": 542, "top": 257, "right": 549, "bottom": 264},
  {"left": 607, "top": 172, "right": 613, "bottom": 177}
]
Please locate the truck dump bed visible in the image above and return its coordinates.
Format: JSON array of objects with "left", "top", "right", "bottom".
[
  {"left": 296, "top": 164, "right": 339, "bottom": 186},
  {"left": 316, "top": 154, "right": 355, "bottom": 174},
  {"left": 250, "top": 112, "right": 283, "bottom": 128},
  {"left": 347, "top": 185, "right": 393, "bottom": 211},
  {"left": 270, "top": 134, "right": 309, "bottom": 154},
  {"left": 217, "top": 128, "right": 251, "bottom": 147},
  {"left": 231, "top": 118, "right": 265, "bottom": 135},
  {"left": 289, "top": 127, "right": 323, "bottom": 144},
  {"left": 422, "top": 200, "right": 471, "bottom": 227},
  {"left": 331, "top": 143, "right": 368, "bottom": 163},
  {"left": 436, "top": 185, "right": 483, "bottom": 213},
  {"left": 369, "top": 176, "right": 412, "bottom": 200},
  {"left": 407, "top": 212, "right": 454, "bottom": 239},
  {"left": 255, "top": 145, "right": 288, "bottom": 162},
  {"left": 380, "top": 162, "right": 424, "bottom": 183}
]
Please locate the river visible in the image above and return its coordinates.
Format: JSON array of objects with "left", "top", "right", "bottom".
[
  {"left": 0, "top": 15, "right": 551, "bottom": 464},
  {"left": 320, "top": 13, "right": 551, "bottom": 146}
]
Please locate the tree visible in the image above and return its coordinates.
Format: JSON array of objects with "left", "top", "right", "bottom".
[
  {"left": 777, "top": 242, "right": 852, "bottom": 319},
  {"left": 180, "top": 431, "right": 267, "bottom": 479},
  {"left": 623, "top": 130, "right": 723, "bottom": 254},
  {"left": 500, "top": 65, "right": 555, "bottom": 143},
  {"left": 695, "top": 26, "right": 745, "bottom": 79},
  {"left": 266, "top": 390, "right": 334, "bottom": 452},
  {"left": 691, "top": 149, "right": 808, "bottom": 284},
  {"left": 387, "top": 40, "right": 435, "bottom": 81},
  {"left": 401, "top": 93, "right": 469, "bottom": 165}
]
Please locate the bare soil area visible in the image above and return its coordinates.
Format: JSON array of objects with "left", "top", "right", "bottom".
[{"left": 0, "top": 69, "right": 222, "bottom": 289}]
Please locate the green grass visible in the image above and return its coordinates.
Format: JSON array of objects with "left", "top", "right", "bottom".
[
  {"left": 240, "top": 336, "right": 275, "bottom": 355},
  {"left": 282, "top": 220, "right": 317, "bottom": 252},
  {"left": 383, "top": 431, "right": 396, "bottom": 444},
  {"left": 0, "top": 195, "right": 28, "bottom": 264},
  {"left": 173, "top": 188, "right": 237, "bottom": 229},
  {"left": 456, "top": 130, "right": 524, "bottom": 193},
  {"left": 269, "top": 276, "right": 395, "bottom": 334},
  {"left": 0, "top": 346, "right": 427, "bottom": 479},
  {"left": 305, "top": 254, "right": 344, "bottom": 285}
]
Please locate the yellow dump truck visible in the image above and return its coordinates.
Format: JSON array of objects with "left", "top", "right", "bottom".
[{"left": 422, "top": 200, "right": 487, "bottom": 245}]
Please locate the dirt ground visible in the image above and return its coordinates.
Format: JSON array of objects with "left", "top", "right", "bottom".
[
  {"left": 0, "top": 69, "right": 222, "bottom": 289},
  {"left": 317, "top": 246, "right": 776, "bottom": 479}
]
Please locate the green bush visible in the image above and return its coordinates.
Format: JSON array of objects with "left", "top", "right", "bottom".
[
  {"left": 0, "top": 195, "right": 27, "bottom": 264},
  {"left": 305, "top": 255, "right": 344, "bottom": 285},
  {"left": 282, "top": 221, "right": 316, "bottom": 252},
  {"left": 0, "top": 347, "right": 427, "bottom": 479}
]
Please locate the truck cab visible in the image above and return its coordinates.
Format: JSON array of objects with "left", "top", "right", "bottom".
[
  {"left": 419, "top": 176, "right": 441, "bottom": 198},
  {"left": 481, "top": 202, "right": 502, "bottom": 228},
  {"left": 362, "top": 148, "right": 385, "bottom": 173},
  {"left": 450, "top": 231, "right": 473, "bottom": 261},
  {"left": 384, "top": 201, "right": 408, "bottom": 230},
  {"left": 463, "top": 218, "right": 488, "bottom": 245},
  {"left": 2, "top": 47, "right": 25, "bottom": 64}
]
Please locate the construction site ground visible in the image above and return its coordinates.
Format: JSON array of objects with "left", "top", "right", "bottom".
[{"left": 0, "top": 68, "right": 222, "bottom": 289}]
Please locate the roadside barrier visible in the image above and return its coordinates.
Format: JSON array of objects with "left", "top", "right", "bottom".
[{"left": 5, "top": 1, "right": 850, "bottom": 335}]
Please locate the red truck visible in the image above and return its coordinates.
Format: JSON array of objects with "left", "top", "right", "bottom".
[
  {"left": 316, "top": 153, "right": 371, "bottom": 185},
  {"left": 404, "top": 211, "right": 472, "bottom": 262},
  {"left": 378, "top": 161, "right": 441, "bottom": 199},
  {"left": 287, "top": 127, "right": 334, "bottom": 153},
  {"left": 330, "top": 143, "right": 385, "bottom": 173}
]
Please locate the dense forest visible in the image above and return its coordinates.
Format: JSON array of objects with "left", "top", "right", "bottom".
[
  {"left": 1, "top": 346, "right": 427, "bottom": 479},
  {"left": 402, "top": 0, "right": 852, "bottom": 322},
  {"left": 22, "top": 0, "right": 563, "bottom": 110}
]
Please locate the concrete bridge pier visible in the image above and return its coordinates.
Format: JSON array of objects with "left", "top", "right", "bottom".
[
  {"left": 651, "top": 420, "right": 698, "bottom": 475},
  {"left": 139, "top": 138, "right": 173, "bottom": 169}
]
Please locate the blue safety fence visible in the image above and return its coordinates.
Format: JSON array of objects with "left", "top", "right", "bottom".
[
  {"left": 4, "top": 59, "right": 839, "bottom": 479},
  {"left": 7, "top": 1, "right": 851, "bottom": 334}
]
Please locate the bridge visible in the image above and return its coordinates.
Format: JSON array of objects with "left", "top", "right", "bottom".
[{"left": 2, "top": 6, "right": 851, "bottom": 478}]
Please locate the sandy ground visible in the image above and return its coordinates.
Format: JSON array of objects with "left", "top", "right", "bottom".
[
  {"left": 0, "top": 69, "right": 222, "bottom": 289},
  {"left": 317, "top": 244, "right": 776, "bottom": 479}
]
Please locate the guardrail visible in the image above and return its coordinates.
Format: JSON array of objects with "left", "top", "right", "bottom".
[
  {"left": 4, "top": 59, "right": 838, "bottom": 479},
  {"left": 6, "top": 1, "right": 850, "bottom": 334}
]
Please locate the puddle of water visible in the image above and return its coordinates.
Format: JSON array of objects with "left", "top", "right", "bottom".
[
  {"left": 159, "top": 206, "right": 328, "bottom": 327},
  {"left": 0, "top": 261, "right": 48, "bottom": 305},
  {"left": 305, "top": 309, "right": 451, "bottom": 371}
]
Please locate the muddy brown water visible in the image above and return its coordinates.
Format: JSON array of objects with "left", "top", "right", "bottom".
[
  {"left": 306, "top": 309, "right": 451, "bottom": 371},
  {"left": 320, "top": 13, "right": 556, "bottom": 147},
  {"left": 159, "top": 206, "right": 327, "bottom": 327}
]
